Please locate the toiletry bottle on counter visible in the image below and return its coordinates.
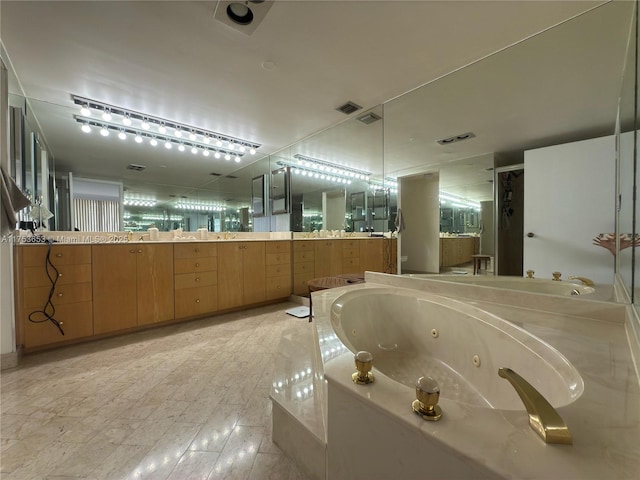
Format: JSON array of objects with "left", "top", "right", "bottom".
[
  {"left": 197, "top": 228, "right": 208, "bottom": 240},
  {"left": 148, "top": 227, "right": 159, "bottom": 241}
]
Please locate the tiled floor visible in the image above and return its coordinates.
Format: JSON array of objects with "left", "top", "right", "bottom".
[{"left": 1, "top": 302, "right": 312, "bottom": 480}]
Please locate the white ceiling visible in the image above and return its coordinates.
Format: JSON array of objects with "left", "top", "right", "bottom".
[{"left": 0, "top": 0, "right": 634, "bottom": 207}]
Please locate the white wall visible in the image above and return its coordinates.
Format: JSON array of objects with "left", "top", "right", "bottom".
[
  {"left": 524, "top": 135, "right": 615, "bottom": 284},
  {"left": 399, "top": 173, "right": 440, "bottom": 273}
]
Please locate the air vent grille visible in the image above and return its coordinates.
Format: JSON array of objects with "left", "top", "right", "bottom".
[
  {"left": 336, "top": 101, "right": 362, "bottom": 115},
  {"left": 437, "top": 132, "right": 476, "bottom": 145},
  {"left": 126, "top": 164, "right": 146, "bottom": 171},
  {"left": 225, "top": 175, "right": 238, "bottom": 179},
  {"left": 210, "top": 172, "right": 222, "bottom": 176},
  {"left": 357, "top": 112, "right": 382, "bottom": 125}
]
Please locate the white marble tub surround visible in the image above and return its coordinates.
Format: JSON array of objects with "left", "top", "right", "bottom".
[
  {"left": 407, "top": 273, "right": 596, "bottom": 296},
  {"left": 311, "top": 281, "right": 640, "bottom": 480}
]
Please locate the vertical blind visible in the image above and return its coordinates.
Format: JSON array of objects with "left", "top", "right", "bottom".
[{"left": 73, "top": 198, "right": 120, "bottom": 231}]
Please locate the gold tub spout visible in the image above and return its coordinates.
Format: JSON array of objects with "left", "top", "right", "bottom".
[
  {"left": 568, "top": 276, "right": 595, "bottom": 287},
  {"left": 498, "top": 368, "right": 572, "bottom": 445}
]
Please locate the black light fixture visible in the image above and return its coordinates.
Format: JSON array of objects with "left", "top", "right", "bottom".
[{"left": 227, "top": 2, "right": 254, "bottom": 25}]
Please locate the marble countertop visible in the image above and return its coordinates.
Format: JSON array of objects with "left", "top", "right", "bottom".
[{"left": 312, "top": 280, "right": 640, "bottom": 480}]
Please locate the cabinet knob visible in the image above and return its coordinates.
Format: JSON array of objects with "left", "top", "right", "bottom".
[
  {"left": 55, "top": 253, "right": 63, "bottom": 257},
  {"left": 129, "top": 249, "right": 136, "bottom": 253},
  {"left": 195, "top": 277, "right": 200, "bottom": 282},
  {"left": 195, "top": 263, "right": 200, "bottom": 267},
  {"left": 57, "top": 293, "right": 63, "bottom": 297},
  {"left": 58, "top": 273, "right": 63, "bottom": 277},
  {"left": 137, "top": 249, "right": 143, "bottom": 254},
  {"left": 195, "top": 299, "right": 200, "bottom": 303}
]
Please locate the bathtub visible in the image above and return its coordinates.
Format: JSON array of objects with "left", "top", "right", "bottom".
[
  {"left": 406, "top": 274, "right": 595, "bottom": 296},
  {"left": 330, "top": 287, "right": 583, "bottom": 410}
]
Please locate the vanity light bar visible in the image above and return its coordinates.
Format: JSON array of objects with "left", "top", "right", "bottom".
[
  {"left": 292, "top": 154, "right": 371, "bottom": 180},
  {"left": 76, "top": 117, "right": 245, "bottom": 161},
  {"left": 72, "top": 94, "right": 260, "bottom": 155},
  {"left": 439, "top": 192, "right": 481, "bottom": 209},
  {"left": 123, "top": 198, "right": 157, "bottom": 207},
  {"left": 175, "top": 202, "right": 227, "bottom": 211}
]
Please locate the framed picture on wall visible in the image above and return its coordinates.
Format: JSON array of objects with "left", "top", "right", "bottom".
[{"left": 252, "top": 174, "right": 266, "bottom": 217}]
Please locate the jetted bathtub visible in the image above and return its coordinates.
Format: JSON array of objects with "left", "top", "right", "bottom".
[
  {"left": 406, "top": 274, "right": 595, "bottom": 296},
  {"left": 330, "top": 287, "right": 584, "bottom": 409}
]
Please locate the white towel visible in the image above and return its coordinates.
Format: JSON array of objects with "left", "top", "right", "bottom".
[
  {"left": 0, "top": 165, "right": 31, "bottom": 236},
  {"left": 394, "top": 208, "right": 405, "bottom": 233}
]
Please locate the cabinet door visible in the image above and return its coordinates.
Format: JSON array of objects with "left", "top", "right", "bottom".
[
  {"left": 137, "top": 244, "right": 175, "bottom": 326},
  {"left": 217, "top": 243, "right": 244, "bottom": 310},
  {"left": 243, "top": 242, "right": 266, "bottom": 305},
  {"left": 92, "top": 245, "right": 138, "bottom": 334},
  {"left": 314, "top": 241, "right": 342, "bottom": 277}
]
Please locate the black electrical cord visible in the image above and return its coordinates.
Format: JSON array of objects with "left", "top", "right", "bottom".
[{"left": 28, "top": 240, "right": 65, "bottom": 336}]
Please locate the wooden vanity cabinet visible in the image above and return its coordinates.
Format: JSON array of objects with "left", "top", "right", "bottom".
[
  {"left": 315, "top": 240, "right": 343, "bottom": 277},
  {"left": 92, "top": 243, "right": 174, "bottom": 334},
  {"left": 174, "top": 243, "right": 218, "bottom": 319},
  {"left": 293, "top": 240, "right": 315, "bottom": 295},
  {"left": 217, "top": 241, "right": 266, "bottom": 310},
  {"left": 342, "top": 239, "right": 362, "bottom": 274},
  {"left": 18, "top": 245, "right": 93, "bottom": 348},
  {"left": 265, "top": 241, "right": 292, "bottom": 300}
]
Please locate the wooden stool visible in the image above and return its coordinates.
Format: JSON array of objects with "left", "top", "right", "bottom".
[
  {"left": 307, "top": 275, "right": 365, "bottom": 322},
  {"left": 472, "top": 255, "right": 491, "bottom": 275}
]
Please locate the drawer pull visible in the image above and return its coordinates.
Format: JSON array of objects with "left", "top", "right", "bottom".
[
  {"left": 55, "top": 253, "right": 63, "bottom": 257},
  {"left": 137, "top": 249, "right": 143, "bottom": 254},
  {"left": 195, "top": 263, "right": 200, "bottom": 267},
  {"left": 57, "top": 293, "right": 63, "bottom": 297},
  {"left": 58, "top": 273, "right": 63, "bottom": 277},
  {"left": 195, "top": 277, "right": 200, "bottom": 282},
  {"left": 196, "top": 299, "right": 200, "bottom": 303},
  {"left": 130, "top": 249, "right": 136, "bottom": 253}
]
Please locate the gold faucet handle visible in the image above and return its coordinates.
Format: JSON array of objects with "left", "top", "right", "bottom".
[
  {"left": 526, "top": 269, "right": 535, "bottom": 279},
  {"left": 552, "top": 271, "right": 562, "bottom": 281},
  {"left": 352, "top": 351, "right": 374, "bottom": 384},
  {"left": 412, "top": 376, "right": 442, "bottom": 421}
]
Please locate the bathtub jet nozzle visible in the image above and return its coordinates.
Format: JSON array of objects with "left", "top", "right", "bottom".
[
  {"left": 352, "top": 351, "right": 375, "bottom": 385},
  {"left": 412, "top": 376, "right": 443, "bottom": 421}
]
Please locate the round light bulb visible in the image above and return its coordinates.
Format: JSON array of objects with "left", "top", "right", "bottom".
[
  {"left": 203, "top": 136, "right": 210, "bottom": 144},
  {"left": 81, "top": 124, "right": 91, "bottom": 133},
  {"left": 122, "top": 116, "right": 132, "bottom": 126},
  {"left": 189, "top": 132, "right": 196, "bottom": 141},
  {"left": 228, "top": 143, "right": 235, "bottom": 151},
  {"left": 118, "top": 131, "right": 127, "bottom": 140},
  {"left": 158, "top": 124, "right": 167, "bottom": 134},
  {"left": 234, "top": 156, "right": 241, "bottom": 163},
  {"left": 214, "top": 152, "right": 221, "bottom": 159},
  {"left": 191, "top": 147, "right": 198, "bottom": 154},
  {"left": 249, "top": 147, "right": 256, "bottom": 155},
  {"left": 80, "top": 105, "right": 91, "bottom": 116},
  {"left": 150, "top": 138, "right": 158, "bottom": 146},
  {"left": 164, "top": 141, "right": 172, "bottom": 149},
  {"left": 203, "top": 150, "right": 210, "bottom": 157},
  {"left": 141, "top": 120, "right": 150, "bottom": 130},
  {"left": 239, "top": 145, "right": 246, "bottom": 153},
  {"left": 100, "top": 127, "right": 109, "bottom": 137},
  {"left": 224, "top": 153, "right": 231, "bottom": 161},
  {"left": 178, "top": 144, "right": 185, "bottom": 152},
  {"left": 216, "top": 139, "right": 223, "bottom": 147},
  {"left": 135, "top": 134, "right": 143, "bottom": 143},
  {"left": 174, "top": 129, "right": 182, "bottom": 138}
]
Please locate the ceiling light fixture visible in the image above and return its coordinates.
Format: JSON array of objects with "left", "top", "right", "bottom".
[
  {"left": 287, "top": 154, "right": 372, "bottom": 185},
  {"left": 72, "top": 94, "right": 260, "bottom": 161}
]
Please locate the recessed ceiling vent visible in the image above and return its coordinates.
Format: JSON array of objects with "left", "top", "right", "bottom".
[
  {"left": 213, "top": 1, "right": 274, "bottom": 35},
  {"left": 437, "top": 132, "right": 476, "bottom": 145},
  {"left": 225, "top": 175, "right": 238, "bottom": 179},
  {"left": 336, "top": 101, "right": 362, "bottom": 115},
  {"left": 126, "top": 164, "right": 146, "bottom": 172},
  {"left": 357, "top": 112, "right": 382, "bottom": 125},
  {"left": 210, "top": 172, "right": 222, "bottom": 176}
]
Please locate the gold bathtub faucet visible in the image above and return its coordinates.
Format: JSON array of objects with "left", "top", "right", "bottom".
[
  {"left": 498, "top": 367, "right": 572, "bottom": 445},
  {"left": 568, "top": 276, "right": 595, "bottom": 287}
]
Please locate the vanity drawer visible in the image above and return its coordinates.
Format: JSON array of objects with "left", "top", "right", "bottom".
[
  {"left": 266, "top": 252, "right": 291, "bottom": 266},
  {"left": 174, "top": 256, "right": 217, "bottom": 274},
  {"left": 23, "top": 301, "right": 93, "bottom": 348},
  {"left": 175, "top": 286, "right": 217, "bottom": 319},
  {"left": 294, "top": 250, "right": 314, "bottom": 263},
  {"left": 341, "top": 239, "right": 360, "bottom": 249},
  {"left": 24, "top": 282, "right": 93, "bottom": 308},
  {"left": 21, "top": 245, "right": 91, "bottom": 267},
  {"left": 23, "top": 264, "right": 92, "bottom": 287},
  {"left": 174, "top": 271, "right": 217, "bottom": 289},
  {"left": 174, "top": 243, "right": 217, "bottom": 259},
  {"left": 266, "top": 264, "right": 290, "bottom": 277},
  {"left": 342, "top": 257, "right": 360, "bottom": 273},
  {"left": 293, "top": 241, "right": 314, "bottom": 252},
  {"left": 293, "top": 261, "right": 314, "bottom": 275},
  {"left": 266, "top": 275, "right": 291, "bottom": 299},
  {"left": 342, "top": 248, "right": 359, "bottom": 259},
  {"left": 266, "top": 241, "right": 291, "bottom": 254}
]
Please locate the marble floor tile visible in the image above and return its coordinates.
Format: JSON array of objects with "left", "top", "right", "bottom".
[{"left": 1, "top": 302, "right": 312, "bottom": 480}]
